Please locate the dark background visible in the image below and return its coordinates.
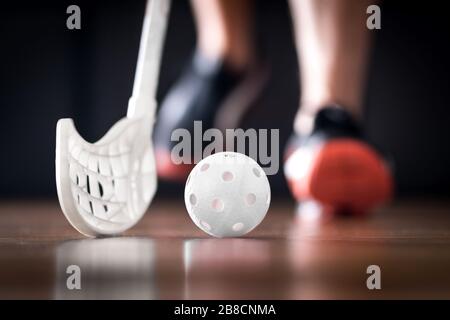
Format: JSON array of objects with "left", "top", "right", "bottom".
[{"left": 0, "top": 0, "right": 449, "bottom": 199}]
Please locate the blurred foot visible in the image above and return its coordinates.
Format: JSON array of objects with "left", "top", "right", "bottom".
[
  {"left": 154, "top": 51, "right": 267, "bottom": 182},
  {"left": 284, "top": 106, "right": 393, "bottom": 215}
]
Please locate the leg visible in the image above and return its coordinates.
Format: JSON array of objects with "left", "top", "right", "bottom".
[
  {"left": 155, "top": 0, "right": 265, "bottom": 181},
  {"left": 289, "top": 0, "right": 373, "bottom": 135},
  {"left": 191, "top": 0, "right": 255, "bottom": 71},
  {"left": 285, "top": 0, "right": 393, "bottom": 215}
]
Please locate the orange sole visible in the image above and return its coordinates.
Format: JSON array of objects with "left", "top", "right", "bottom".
[
  {"left": 287, "top": 139, "right": 393, "bottom": 214},
  {"left": 155, "top": 149, "right": 194, "bottom": 182}
]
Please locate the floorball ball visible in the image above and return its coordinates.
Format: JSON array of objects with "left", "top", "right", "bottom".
[{"left": 184, "top": 152, "right": 271, "bottom": 237}]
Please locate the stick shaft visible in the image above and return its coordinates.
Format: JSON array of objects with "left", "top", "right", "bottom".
[{"left": 128, "top": 0, "right": 171, "bottom": 118}]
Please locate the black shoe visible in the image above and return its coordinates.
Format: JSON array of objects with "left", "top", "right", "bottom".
[
  {"left": 154, "top": 51, "right": 267, "bottom": 181},
  {"left": 284, "top": 106, "right": 394, "bottom": 215}
]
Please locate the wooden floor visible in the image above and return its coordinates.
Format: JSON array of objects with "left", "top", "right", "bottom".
[{"left": 1, "top": 198, "right": 450, "bottom": 299}]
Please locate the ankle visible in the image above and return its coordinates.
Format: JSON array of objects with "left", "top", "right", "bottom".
[
  {"left": 196, "top": 38, "right": 255, "bottom": 74},
  {"left": 294, "top": 103, "right": 359, "bottom": 136}
]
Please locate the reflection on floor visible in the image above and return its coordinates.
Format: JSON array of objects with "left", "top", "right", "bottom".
[{"left": 1, "top": 198, "right": 450, "bottom": 299}]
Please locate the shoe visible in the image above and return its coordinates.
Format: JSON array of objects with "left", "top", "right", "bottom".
[
  {"left": 154, "top": 51, "right": 267, "bottom": 181},
  {"left": 284, "top": 106, "right": 394, "bottom": 215}
]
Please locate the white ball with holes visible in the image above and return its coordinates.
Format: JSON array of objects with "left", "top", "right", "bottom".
[{"left": 184, "top": 152, "right": 271, "bottom": 237}]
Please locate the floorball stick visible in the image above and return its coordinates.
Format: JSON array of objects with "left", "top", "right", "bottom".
[{"left": 56, "top": 0, "right": 171, "bottom": 237}]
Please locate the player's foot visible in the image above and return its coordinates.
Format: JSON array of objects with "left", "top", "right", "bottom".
[
  {"left": 154, "top": 51, "right": 267, "bottom": 181},
  {"left": 284, "top": 106, "right": 394, "bottom": 215}
]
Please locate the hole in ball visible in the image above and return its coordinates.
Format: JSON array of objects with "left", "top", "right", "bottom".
[
  {"left": 200, "top": 163, "right": 210, "bottom": 172},
  {"left": 201, "top": 220, "right": 211, "bottom": 231},
  {"left": 253, "top": 167, "right": 261, "bottom": 178},
  {"left": 222, "top": 171, "right": 234, "bottom": 182},
  {"left": 232, "top": 222, "right": 244, "bottom": 232},
  {"left": 245, "top": 193, "right": 256, "bottom": 206},
  {"left": 211, "top": 198, "right": 224, "bottom": 212},
  {"left": 189, "top": 194, "right": 197, "bottom": 206}
]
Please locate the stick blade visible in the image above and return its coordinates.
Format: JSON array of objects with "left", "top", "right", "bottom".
[{"left": 55, "top": 116, "right": 157, "bottom": 237}]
